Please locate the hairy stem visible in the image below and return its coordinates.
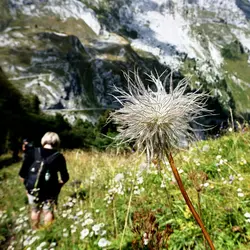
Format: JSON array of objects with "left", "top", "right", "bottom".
[{"left": 167, "top": 152, "right": 215, "bottom": 250}]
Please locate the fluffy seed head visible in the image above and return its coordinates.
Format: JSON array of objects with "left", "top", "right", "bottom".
[{"left": 110, "top": 70, "right": 210, "bottom": 160}]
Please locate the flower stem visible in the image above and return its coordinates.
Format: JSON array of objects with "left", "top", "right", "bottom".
[{"left": 167, "top": 152, "right": 215, "bottom": 250}]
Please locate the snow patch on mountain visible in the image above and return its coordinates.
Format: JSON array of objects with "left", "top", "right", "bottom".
[
  {"left": 230, "top": 28, "right": 250, "bottom": 52},
  {"left": 119, "top": 0, "right": 213, "bottom": 69},
  {"left": 194, "top": 0, "right": 248, "bottom": 27},
  {"left": 118, "top": 0, "right": 250, "bottom": 82},
  {"left": 0, "top": 33, "right": 20, "bottom": 47},
  {"left": 208, "top": 41, "right": 223, "bottom": 67}
]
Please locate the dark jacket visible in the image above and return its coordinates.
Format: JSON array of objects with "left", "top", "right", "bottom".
[{"left": 19, "top": 147, "right": 69, "bottom": 200}]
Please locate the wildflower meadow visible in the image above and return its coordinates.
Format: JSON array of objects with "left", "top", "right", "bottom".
[{"left": 0, "top": 129, "right": 250, "bottom": 249}]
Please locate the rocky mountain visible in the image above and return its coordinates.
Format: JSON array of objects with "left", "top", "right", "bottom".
[{"left": 1, "top": 0, "right": 250, "bottom": 123}]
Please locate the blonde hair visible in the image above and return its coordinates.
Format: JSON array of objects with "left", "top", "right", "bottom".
[{"left": 41, "top": 132, "right": 60, "bottom": 148}]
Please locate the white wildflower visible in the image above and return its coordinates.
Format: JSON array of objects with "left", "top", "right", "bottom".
[
  {"left": 29, "top": 236, "right": 40, "bottom": 245},
  {"left": 38, "top": 242, "right": 47, "bottom": 248},
  {"left": 114, "top": 173, "right": 124, "bottom": 182},
  {"left": 238, "top": 177, "right": 244, "bottom": 181},
  {"left": 14, "top": 225, "right": 22, "bottom": 232},
  {"left": 101, "top": 230, "right": 107, "bottom": 236},
  {"left": 16, "top": 218, "right": 24, "bottom": 224},
  {"left": 238, "top": 193, "right": 244, "bottom": 197},
  {"left": 49, "top": 242, "right": 57, "bottom": 247},
  {"left": 219, "top": 159, "right": 224, "bottom": 165},
  {"left": 202, "top": 145, "right": 210, "bottom": 152},
  {"left": 66, "top": 209, "right": 72, "bottom": 214},
  {"left": 237, "top": 188, "right": 242, "bottom": 192},
  {"left": 244, "top": 212, "right": 250, "bottom": 218},
  {"left": 90, "top": 175, "right": 96, "bottom": 181},
  {"left": 84, "top": 212, "right": 92, "bottom": 219},
  {"left": 24, "top": 216, "right": 29, "bottom": 221},
  {"left": 92, "top": 224, "right": 101, "bottom": 235},
  {"left": 82, "top": 218, "right": 94, "bottom": 226},
  {"left": 144, "top": 238, "right": 149, "bottom": 245},
  {"left": 23, "top": 222, "right": 28, "bottom": 228},
  {"left": 80, "top": 228, "right": 89, "bottom": 240},
  {"left": 137, "top": 176, "right": 143, "bottom": 184},
  {"left": 62, "top": 212, "right": 67, "bottom": 218},
  {"left": 178, "top": 169, "right": 184, "bottom": 174},
  {"left": 67, "top": 201, "right": 73, "bottom": 207},
  {"left": 194, "top": 159, "right": 200, "bottom": 166},
  {"left": 216, "top": 155, "right": 222, "bottom": 160},
  {"left": 134, "top": 189, "right": 141, "bottom": 195},
  {"left": 63, "top": 232, "right": 69, "bottom": 237},
  {"left": 76, "top": 211, "right": 83, "bottom": 216},
  {"left": 160, "top": 181, "right": 166, "bottom": 188},
  {"left": 23, "top": 239, "right": 30, "bottom": 247},
  {"left": 203, "top": 183, "right": 209, "bottom": 187},
  {"left": 98, "top": 238, "right": 111, "bottom": 248}
]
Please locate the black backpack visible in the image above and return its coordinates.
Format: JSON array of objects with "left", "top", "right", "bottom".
[{"left": 25, "top": 148, "right": 60, "bottom": 201}]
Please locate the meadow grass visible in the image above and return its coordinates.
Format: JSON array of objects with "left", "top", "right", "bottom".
[{"left": 0, "top": 130, "right": 250, "bottom": 249}]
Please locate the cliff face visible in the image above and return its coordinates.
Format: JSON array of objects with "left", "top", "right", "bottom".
[{"left": 1, "top": 0, "right": 250, "bottom": 121}]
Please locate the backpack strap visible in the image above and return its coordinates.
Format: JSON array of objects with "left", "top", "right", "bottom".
[{"left": 44, "top": 151, "right": 60, "bottom": 165}]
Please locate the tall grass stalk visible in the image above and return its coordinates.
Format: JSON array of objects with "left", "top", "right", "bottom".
[
  {"left": 112, "top": 197, "right": 118, "bottom": 238},
  {"left": 119, "top": 183, "right": 134, "bottom": 250},
  {"left": 197, "top": 189, "right": 208, "bottom": 250}
]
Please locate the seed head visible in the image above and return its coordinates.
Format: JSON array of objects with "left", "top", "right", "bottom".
[{"left": 110, "top": 70, "right": 210, "bottom": 160}]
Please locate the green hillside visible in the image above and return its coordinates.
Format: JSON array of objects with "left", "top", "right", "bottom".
[{"left": 1, "top": 129, "right": 250, "bottom": 249}]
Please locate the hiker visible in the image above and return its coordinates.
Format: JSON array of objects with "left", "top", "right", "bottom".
[
  {"left": 19, "top": 132, "right": 69, "bottom": 229},
  {"left": 22, "top": 139, "right": 33, "bottom": 160}
]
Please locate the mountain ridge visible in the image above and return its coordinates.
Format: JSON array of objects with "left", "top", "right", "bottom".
[{"left": 0, "top": 0, "right": 250, "bottom": 123}]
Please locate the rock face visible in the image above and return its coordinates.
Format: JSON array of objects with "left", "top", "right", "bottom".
[{"left": 1, "top": 0, "right": 250, "bottom": 120}]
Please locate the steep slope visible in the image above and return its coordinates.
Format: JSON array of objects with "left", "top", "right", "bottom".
[
  {"left": 0, "top": 0, "right": 250, "bottom": 120},
  {"left": 97, "top": 0, "right": 250, "bottom": 113},
  {"left": 0, "top": 0, "right": 166, "bottom": 117}
]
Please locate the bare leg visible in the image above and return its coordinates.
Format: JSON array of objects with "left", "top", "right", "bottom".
[
  {"left": 31, "top": 210, "right": 41, "bottom": 229},
  {"left": 43, "top": 210, "right": 54, "bottom": 226}
]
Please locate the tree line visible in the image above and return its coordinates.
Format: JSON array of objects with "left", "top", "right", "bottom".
[{"left": 0, "top": 67, "right": 118, "bottom": 159}]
